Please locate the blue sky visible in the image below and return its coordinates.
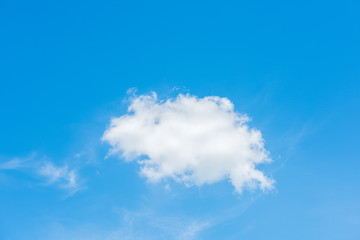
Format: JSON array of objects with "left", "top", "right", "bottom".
[{"left": 1, "top": 0, "right": 360, "bottom": 239}]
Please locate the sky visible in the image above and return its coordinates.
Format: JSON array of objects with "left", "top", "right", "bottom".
[{"left": 0, "top": 0, "right": 360, "bottom": 239}]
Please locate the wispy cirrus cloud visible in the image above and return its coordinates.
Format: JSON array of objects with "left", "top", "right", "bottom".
[
  {"left": 38, "top": 161, "right": 79, "bottom": 191},
  {"left": 37, "top": 208, "right": 212, "bottom": 240},
  {"left": 0, "top": 153, "right": 37, "bottom": 170},
  {"left": 103, "top": 92, "right": 274, "bottom": 194},
  {"left": 0, "top": 154, "right": 82, "bottom": 193},
  {"left": 0, "top": 158, "right": 24, "bottom": 170}
]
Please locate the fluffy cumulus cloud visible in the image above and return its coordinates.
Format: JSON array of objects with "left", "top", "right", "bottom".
[{"left": 103, "top": 93, "right": 274, "bottom": 193}]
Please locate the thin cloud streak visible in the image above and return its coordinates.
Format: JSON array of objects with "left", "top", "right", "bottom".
[{"left": 0, "top": 154, "right": 82, "bottom": 193}]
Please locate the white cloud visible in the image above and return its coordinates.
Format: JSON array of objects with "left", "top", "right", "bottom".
[
  {"left": 103, "top": 92, "right": 274, "bottom": 193},
  {"left": 38, "top": 162, "right": 79, "bottom": 190},
  {"left": 0, "top": 158, "right": 24, "bottom": 170},
  {"left": 0, "top": 153, "right": 37, "bottom": 170},
  {"left": 36, "top": 209, "right": 211, "bottom": 240},
  {"left": 0, "top": 154, "right": 80, "bottom": 193},
  {"left": 177, "top": 220, "right": 211, "bottom": 240}
]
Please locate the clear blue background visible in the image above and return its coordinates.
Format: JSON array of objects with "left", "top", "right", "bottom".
[{"left": 0, "top": 0, "right": 359, "bottom": 239}]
